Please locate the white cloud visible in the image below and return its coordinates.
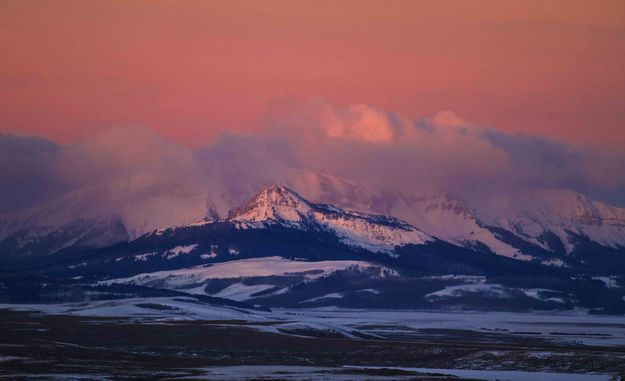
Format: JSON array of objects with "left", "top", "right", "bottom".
[
  {"left": 319, "top": 103, "right": 401, "bottom": 144},
  {"left": 2, "top": 99, "right": 625, "bottom": 217}
]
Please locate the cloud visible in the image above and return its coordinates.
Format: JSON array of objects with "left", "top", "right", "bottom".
[
  {"left": 57, "top": 127, "right": 197, "bottom": 189},
  {"left": 0, "top": 128, "right": 201, "bottom": 213},
  {"left": 259, "top": 100, "right": 625, "bottom": 206},
  {"left": 476, "top": 129, "right": 625, "bottom": 206},
  {"left": 319, "top": 103, "right": 402, "bottom": 144},
  {"left": 2, "top": 100, "right": 625, "bottom": 216},
  {"left": 0, "top": 134, "right": 65, "bottom": 212},
  {"left": 426, "top": 110, "right": 472, "bottom": 129},
  {"left": 265, "top": 102, "right": 510, "bottom": 195}
]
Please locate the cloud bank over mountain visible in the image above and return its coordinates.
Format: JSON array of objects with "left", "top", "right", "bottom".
[{"left": 2, "top": 100, "right": 625, "bottom": 214}]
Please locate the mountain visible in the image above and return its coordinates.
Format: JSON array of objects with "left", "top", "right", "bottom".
[
  {"left": 0, "top": 174, "right": 211, "bottom": 263},
  {"left": 341, "top": 188, "right": 625, "bottom": 270},
  {"left": 377, "top": 191, "right": 534, "bottom": 260},
  {"left": 2, "top": 169, "right": 625, "bottom": 272},
  {"left": 0, "top": 216, "right": 128, "bottom": 266},
  {"left": 486, "top": 189, "right": 625, "bottom": 254},
  {"left": 228, "top": 185, "right": 432, "bottom": 254},
  {"left": 0, "top": 171, "right": 365, "bottom": 260},
  {"left": 2, "top": 185, "right": 624, "bottom": 313},
  {"left": 23, "top": 185, "right": 457, "bottom": 278}
]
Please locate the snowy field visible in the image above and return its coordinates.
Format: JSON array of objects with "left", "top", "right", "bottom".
[
  {"left": 272, "top": 307, "right": 625, "bottom": 347},
  {"left": 184, "top": 365, "right": 613, "bottom": 381},
  {"left": 1, "top": 300, "right": 624, "bottom": 380},
  {"left": 4, "top": 298, "right": 625, "bottom": 346}
]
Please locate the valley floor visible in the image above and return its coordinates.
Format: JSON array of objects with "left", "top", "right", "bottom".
[{"left": 0, "top": 300, "right": 624, "bottom": 380}]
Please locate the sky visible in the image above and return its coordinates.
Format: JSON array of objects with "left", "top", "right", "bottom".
[
  {"left": 1, "top": 1, "right": 625, "bottom": 212},
  {"left": 1, "top": 1, "right": 624, "bottom": 149}
]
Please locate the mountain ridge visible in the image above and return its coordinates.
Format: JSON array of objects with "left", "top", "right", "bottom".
[
  {"left": 1, "top": 177, "right": 624, "bottom": 269},
  {"left": 2, "top": 184, "right": 624, "bottom": 313}
]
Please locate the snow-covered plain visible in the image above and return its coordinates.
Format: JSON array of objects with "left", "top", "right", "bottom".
[
  {"left": 279, "top": 308, "right": 625, "bottom": 347},
  {"left": 3, "top": 299, "right": 623, "bottom": 380},
  {"left": 346, "top": 366, "right": 612, "bottom": 381},
  {"left": 4, "top": 299, "right": 625, "bottom": 347},
  {"left": 180, "top": 365, "right": 613, "bottom": 381},
  {"left": 3, "top": 297, "right": 269, "bottom": 322}
]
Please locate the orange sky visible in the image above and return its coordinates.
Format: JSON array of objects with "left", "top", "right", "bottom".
[{"left": 1, "top": 0, "right": 624, "bottom": 150}]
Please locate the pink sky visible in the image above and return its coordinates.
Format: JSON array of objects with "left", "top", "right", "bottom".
[{"left": 1, "top": 1, "right": 624, "bottom": 150}]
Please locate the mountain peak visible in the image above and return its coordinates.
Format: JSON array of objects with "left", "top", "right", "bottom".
[
  {"left": 226, "top": 185, "right": 432, "bottom": 253},
  {"left": 263, "top": 185, "right": 305, "bottom": 200},
  {"left": 228, "top": 185, "right": 312, "bottom": 223}
]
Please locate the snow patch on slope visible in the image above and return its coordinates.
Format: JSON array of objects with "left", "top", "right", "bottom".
[
  {"left": 102, "top": 256, "right": 387, "bottom": 297},
  {"left": 165, "top": 244, "right": 198, "bottom": 259},
  {"left": 212, "top": 284, "right": 277, "bottom": 301}
]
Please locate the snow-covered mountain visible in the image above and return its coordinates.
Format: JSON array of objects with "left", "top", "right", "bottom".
[
  {"left": 227, "top": 185, "right": 432, "bottom": 253},
  {"left": 0, "top": 174, "right": 211, "bottom": 260},
  {"left": 0, "top": 171, "right": 370, "bottom": 259},
  {"left": 20, "top": 184, "right": 619, "bottom": 278},
  {"left": 3, "top": 184, "right": 624, "bottom": 313},
  {"left": 1, "top": 170, "right": 624, "bottom": 270},
  {"left": 487, "top": 189, "right": 625, "bottom": 254},
  {"left": 328, "top": 187, "right": 625, "bottom": 266},
  {"left": 375, "top": 191, "right": 534, "bottom": 261}
]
